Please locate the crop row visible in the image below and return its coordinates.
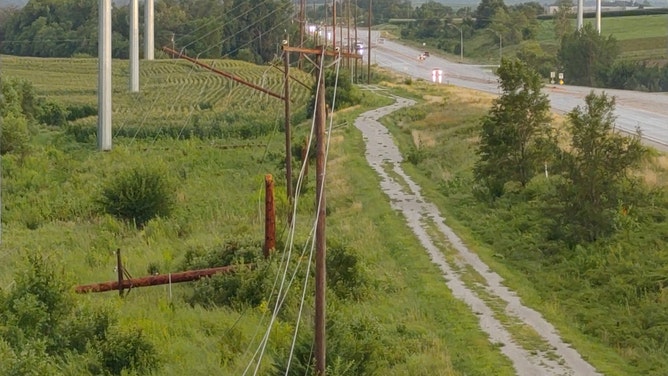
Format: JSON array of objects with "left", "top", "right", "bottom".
[{"left": 3, "top": 56, "right": 314, "bottom": 137}]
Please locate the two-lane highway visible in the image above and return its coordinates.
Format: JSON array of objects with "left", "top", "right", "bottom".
[{"left": 363, "top": 32, "right": 668, "bottom": 147}]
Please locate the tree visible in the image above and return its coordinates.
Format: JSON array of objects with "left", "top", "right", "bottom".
[
  {"left": 474, "top": 59, "right": 554, "bottom": 197},
  {"left": 221, "top": 0, "right": 295, "bottom": 63},
  {"left": 558, "top": 92, "right": 645, "bottom": 243},
  {"left": 474, "top": 0, "right": 507, "bottom": 29},
  {"left": 553, "top": 0, "right": 574, "bottom": 41},
  {"left": 558, "top": 23, "right": 619, "bottom": 87}
]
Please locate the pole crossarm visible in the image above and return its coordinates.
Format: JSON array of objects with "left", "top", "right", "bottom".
[
  {"left": 75, "top": 264, "right": 248, "bottom": 293},
  {"left": 282, "top": 45, "right": 361, "bottom": 60},
  {"left": 271, "top": 65, "right": 312, "bottom": 90},
  {"left": 162, "top": 46, "right": 285, "bottom": 101}
]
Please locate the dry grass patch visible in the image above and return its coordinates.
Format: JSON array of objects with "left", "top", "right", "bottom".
[{"left": 412, "top": 129, "right": 437, "bottom": 147}]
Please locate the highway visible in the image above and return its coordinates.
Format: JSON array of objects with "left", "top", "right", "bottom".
[{"left": 358, "top": 31, "right": 668, "bottom": 148}]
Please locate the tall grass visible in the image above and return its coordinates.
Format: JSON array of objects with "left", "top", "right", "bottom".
[{"left": 0, "top": 57, "right": 516, "bottom": 374}]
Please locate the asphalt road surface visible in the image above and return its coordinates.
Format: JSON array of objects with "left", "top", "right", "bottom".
[{"left": 355, "top": 30, "right": 668, "bottom": 148}]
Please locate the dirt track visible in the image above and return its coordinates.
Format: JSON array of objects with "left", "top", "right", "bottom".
[{"left": 354, "top": 93, "right": 602, "bottom": 376}]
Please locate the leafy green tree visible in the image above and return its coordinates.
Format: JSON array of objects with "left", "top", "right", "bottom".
[
  {"left": 474, "top": 59, "right": 554, "bottom": 197},
  {"left": 474, "top": 0, "right": 507, "bottom": 29},
  {"left": 517, "top": 40, "right": 556, "bottom": 78},
  {"left": 558, "top": 23, "right": 619, "bottom": 86},
  {"left": 553, "top": 0, "right": 574, "bottom": 41},
  {"left": 558, "top": 92, "right": 645, "bottom": 243},
  {"left": 221, "top": 0, "right": 295, "bottom": 63},
  {"left": 306, "top": 68, "right": 360, "bottom": 118}
]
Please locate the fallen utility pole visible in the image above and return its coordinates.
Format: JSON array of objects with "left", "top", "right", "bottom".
[
  {"left": 162, "top": 46, "right": 285, "bottom": 101},
  {"left": 75, "top": 265, "right": 243, "bottom": 294}
]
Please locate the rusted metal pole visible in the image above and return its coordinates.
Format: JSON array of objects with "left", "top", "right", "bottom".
[
  {"left": 264, "top": 174, "right": 276, "bottom": 258},
  {"left": 116, "top": 248, "right": 124, "bottom": 297},
  {"left": 314, "top": 53, "right": 327, "bottom": 376},
  {"left": 162, "top": 46, "right": 285, "bottom": 101},
  {"left": 284, "top": 41, "right": 293, "bottom": 206},
  {"left": 75, "top": 265, "right": 242, "bottom": 293}
]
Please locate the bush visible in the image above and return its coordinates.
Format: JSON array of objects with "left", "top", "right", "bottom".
[
  {"left": 66, "top": 103, "right": 97, "bottom": 121},
  {"left": 99, "top": 327, "right": 159, "bottom": 376},
  {"left": 0, "top": 112, "right": 30, "bottom": 155},
  {"left": 37, "top": 100, "right": 69, "bottom": 126},
  {"left": 98, "top": 166, "right": 174, "bottom": 227}
]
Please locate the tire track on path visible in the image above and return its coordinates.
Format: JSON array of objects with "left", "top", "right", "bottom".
[{"left": 354, "top": 92, "right": 602, "bottom": 376}]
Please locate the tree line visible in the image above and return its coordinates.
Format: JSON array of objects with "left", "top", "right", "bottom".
[
  {"left": 397, "top": 0, "right": 668, "bottom": 92},
  {"left": 0, "top": 0, "right": 295, "bottom": 63},
  {"left": 475, "top": 58, "right": 645, "bottom": 243}
]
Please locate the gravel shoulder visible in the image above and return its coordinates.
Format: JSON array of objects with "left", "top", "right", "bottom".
[{"left": 354, "top": 92, "right": 602, "bottom": 376}]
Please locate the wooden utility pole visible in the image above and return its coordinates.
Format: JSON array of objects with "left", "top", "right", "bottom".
[
  {"left": 116, "top": 249, "right": 124, "bottom": 296},
  {"left": 283, "top": 38, "right": 293, "bottom": 205},
  {"left": 354, "top": 0, "right": 358, "bottom": 83},
  {"left": 75, "top": 265, "right": 242, "bottom": 293},
  {"left": 347, "top": 0, "right": 351, "bottom": 69},
  {"left": 314, "top": 51, "right": 327, "bottom": 376},
  {"left": 264, "top": 174, "right": 276, "bottom": 257},
  {"left": 299, "top": 0, "right": 305, "bottom": 68},
  {"left": 281, "top": 43, "right": 360, "bottom": 376}
]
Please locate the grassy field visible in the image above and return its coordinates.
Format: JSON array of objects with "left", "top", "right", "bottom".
[
  {"left": 425, "top": 13, "right": 668, "bottom": 64},
  {"left": 535, "top": 14, "right": 668, "bottom": 61},
  {"left": 0, "top": 56, "right": 518, "bottom": 374}
]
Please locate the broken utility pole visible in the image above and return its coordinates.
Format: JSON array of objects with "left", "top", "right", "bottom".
[{"left": 75, "top": 265, "right": 243, "bottom": 294}]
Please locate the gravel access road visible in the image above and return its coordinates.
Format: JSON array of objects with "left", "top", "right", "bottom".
[
  {"left": 356, "top": 30, "right": 668, "bottom": 148},
  {"left": 355, "top": 93, "right": 602, "bottom": 376}
]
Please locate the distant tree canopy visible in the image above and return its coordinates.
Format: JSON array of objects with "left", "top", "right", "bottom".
[
  {"left": 0, "top": 0, "right": 295, "bottom": 63},
  {"left": 474, "top": 0, "right": 507, "bottom": 29},
  {"left": 558, "top": 23, "right": 619, "bottom": 87}
]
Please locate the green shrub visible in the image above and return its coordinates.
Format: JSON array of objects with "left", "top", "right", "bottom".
[
  {"left": 327, "top": 244, "right": 369, "bottom": 301},
  {"left": 66, "top": 103, "right": 97, "bottom": 121},
  {"left": 99, "top": 327, "right": 159, "bottom": 376},
  {"left": 37, "top": 100, "right": 69, "bottom": 126},
  {"left": 0, "top": 112, "right": 30, "bottom": 155},
  {"left": 98, "top": 166, "right": 174, "bottom": 227}
]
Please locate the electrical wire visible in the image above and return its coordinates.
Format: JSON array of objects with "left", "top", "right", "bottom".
[
  {"left": 283, "top": 48, "right": 343, "bottom": 376},
  {"left": 240, "top": 45, "right": 326, "bottom": 376}
]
